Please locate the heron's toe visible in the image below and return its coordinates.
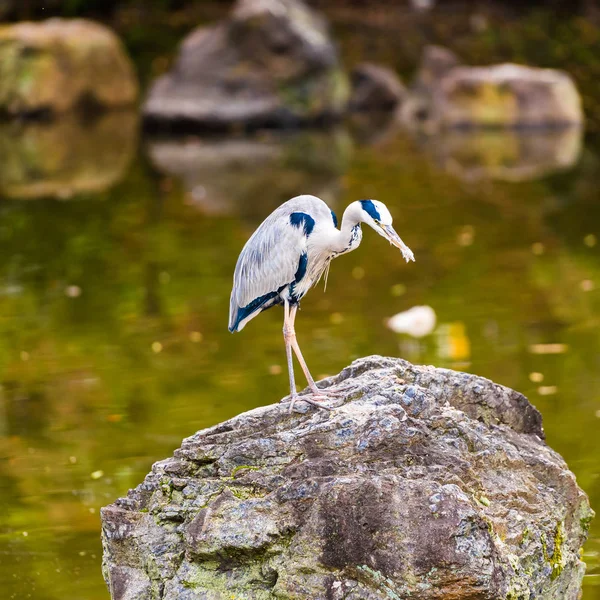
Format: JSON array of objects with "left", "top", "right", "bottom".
[
  {"left": 281, "top": 392, "right": 338, "bottom": 412},
  {"left": 309, "top": 385, "right": 350, "bottom": 400},
  {"left": 303, "top": 396, "right": 334, "bottom": 411}
]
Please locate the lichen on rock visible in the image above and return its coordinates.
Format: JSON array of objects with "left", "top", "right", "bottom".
[{"left": 101, "top": 356, "right": 594, "bottom": 599}]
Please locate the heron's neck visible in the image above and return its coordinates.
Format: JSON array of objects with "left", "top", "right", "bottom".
[{"left": 332, "top": 208, "right": 363, "bottom": 254}]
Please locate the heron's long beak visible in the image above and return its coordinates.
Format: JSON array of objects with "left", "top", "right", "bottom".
[{"left": 381, "top": 224, "right": 415, "bottom": 263}]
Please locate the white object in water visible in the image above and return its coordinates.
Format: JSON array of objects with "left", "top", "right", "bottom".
[{"left": 387, "top": 305, "right": 437, "bottom": 338}]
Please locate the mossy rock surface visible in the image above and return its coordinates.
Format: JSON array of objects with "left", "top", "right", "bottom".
[
  {"left": 101, "top": 356, "right": 594, "bottom": 599},
  {"left": 0, "top": 18, "right": 138, "bottom": 116}
]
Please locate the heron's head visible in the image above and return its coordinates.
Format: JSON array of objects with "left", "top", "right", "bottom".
[{"left": 356, "top": 199, "right": 415, "bottom": 263}]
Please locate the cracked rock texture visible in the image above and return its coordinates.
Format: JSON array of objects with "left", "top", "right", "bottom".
[{"left": 101, "top": 356, "right": 594, "bottom": 599}]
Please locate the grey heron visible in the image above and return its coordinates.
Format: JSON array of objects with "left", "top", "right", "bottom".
[{"left": 229, "top": 195, "right": 415, "bottom": 410}]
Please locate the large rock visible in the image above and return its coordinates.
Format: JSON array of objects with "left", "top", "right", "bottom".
[
  {"left": 101, "top": 356, "right": 594, "bottom": 599},
  {"left": 143, "top": 0, "right": 349, "bottom": 129},
  {"left": 0, "top": 19, "right": 138, "bottom": 116},
  {"left": 432, "top": 64, "right": 583, "bottom": 129},
  {"left": 349, "top": 63, "right": 405, "bottom": 112}
]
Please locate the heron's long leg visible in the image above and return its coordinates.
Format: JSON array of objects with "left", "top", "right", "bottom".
[
  {"left": 283, "top": 300, "right": 331, "bottom": 412},
  {"left": 288, "top": 304, "right": 321, "bottom": 394},
  {"left": 283, "top": 300, "right": 298, "bottom": 411},
  {"left": 288, "top": 307, "right": 346, "bottom": 402}
]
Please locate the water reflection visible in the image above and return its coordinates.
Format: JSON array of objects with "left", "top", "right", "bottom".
[
  {"left": 0, "top": 111, "right": 138, "bottom": 199},
  {"left": 0, "top": 122, "right": 597, "bottom": 599},
  {"left": 424, "top": 127, "right": 583, "bottom": 182},
  {"left": 349, "top": 109, "right": 403, "bottom": 146},
  {"left": 146, "top": 129, "right": 352, "bottom": 218}
]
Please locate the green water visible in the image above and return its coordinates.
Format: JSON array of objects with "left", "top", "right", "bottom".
[
  {"left": 0, "top": 113, "right": 597, "bottom": 598},
  {"left": 0, "top": 4, "right": 599, "bottom": 595}
]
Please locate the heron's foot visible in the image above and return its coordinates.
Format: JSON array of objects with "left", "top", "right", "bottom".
[
  {"left": 297, "top": 387, "right": 350, "bottom": 411},
  {"left": 282, "top": 393, "right": 334, "bottom": 414},
  {"left": 308, "top": 383, "right": 350, "bottom": 400}
]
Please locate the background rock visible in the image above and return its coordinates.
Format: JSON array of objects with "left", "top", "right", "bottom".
[
  {"left": 143, "top": 0, "right": 349, "bottom": 129},
  {"left": 101, "top": 356, "right": 593, "bottom": 600},
  {"left": 401, "top": 45, "right": 461, "bottom": 128},
  {"left": 349, "top": 63, "right": 405, "bottom": 111},
  {"left": 432, "top": 64, "right": 584, "bottom": 129},
  {"left": 414, "top": 44, "right": 461, "bottom": 91},
  {"left": 0, "top": 19, "right": 138, "bottom": 116}
]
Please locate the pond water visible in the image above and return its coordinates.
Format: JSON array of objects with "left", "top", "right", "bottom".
[
  {"left": 0, "top": 6, "right": 599, "bottom": 598},
  {"left": 0, "top": 111, "right": 597, "bottom": 599}
]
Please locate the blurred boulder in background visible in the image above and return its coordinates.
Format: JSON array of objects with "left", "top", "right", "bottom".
[
  {"left": 143, "top": 0, "right": 349, "bottom": 129},
  {"left": 414, "top": 45, "right": 461, "bottom": 92},
  {"left": 0, "top": 19, "right": 138, "bottom": 116},
  {"left": 401, "top": 45, "right": 461, "bottom": 129},
  {"left": 403, "top": 47, "right": 584, "bottom": 132},
  {"left": 433, "top": 64, "right": 584, "bottom": 129},
  {"left": 0, "top": 112, "right": 138, "bottom": 199},
  {"left": 349, "top": 62, "right": 406, "bottom": 112}
]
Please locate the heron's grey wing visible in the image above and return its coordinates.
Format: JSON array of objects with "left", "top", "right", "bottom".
[{"left": 229, "top": 212, "right": 306, "bottom": 328}]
